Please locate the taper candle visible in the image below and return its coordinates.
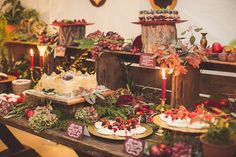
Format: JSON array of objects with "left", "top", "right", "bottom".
[
  {"left": 29, "top": 49, "right": 34, "bottom": 69},
  {"left": 161, "top": 68, "right": 166, "bottom": 100}
]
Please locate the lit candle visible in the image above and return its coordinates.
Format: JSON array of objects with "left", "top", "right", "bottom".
[
  {"left": 29, "top": 49, "right": 34, "bottom": 69},
  {"left": 161, "top": 68, "right": 167, "bottom": 100},
  {"left": 37, "top": 45, "right": 47, "bottom": 69}
]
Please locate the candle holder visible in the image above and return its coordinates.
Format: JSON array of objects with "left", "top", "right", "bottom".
[
  {"left": 156, "top": 68, "right": 167, "bottom": 136},
  {"left": 30, "top": 67, "right": 44, "bottom": 83},
  {"left": 156, "top": 98, "right": 166, "bottom": 136}
]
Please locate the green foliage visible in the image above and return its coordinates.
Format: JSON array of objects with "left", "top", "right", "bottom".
[
  {"left": 180, "top": 25, "right": 203, "bottom": 46},
  {"left": 94, "top": 96, "right": 134, "bottom": 120},
  {"left": 204, "top": 118, "right": 236, "bottom": 145},
  {"left": 0, "top": 0, "right": 25, "bottom": 25},
  {"left": 74, "top": 39, "right": 95, "bottom": 50},
  {"left": 0, "top": 15, "right": 9, "bottom": 73},
  {"left": 3, "top": 103, "right": 29, "bottom": 119},
  {"left": 28, "top": 105, "right": 58, "bottom": 133},
  {"left": 22, "top": 8, "right": 39, "bottom": 22}
]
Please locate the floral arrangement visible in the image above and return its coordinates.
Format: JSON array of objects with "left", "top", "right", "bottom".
[
  {"left": 28, "top": 105, "right": 58, "bottom": 133},
  {"left": 74, "top": 106, "right": 99, "bottom": 124},
  {"left": 153, "top": 26, "right": 209, "bottom": 76},
  {"left": 153, "top": 42, "right": 208, "bottom": 75}
]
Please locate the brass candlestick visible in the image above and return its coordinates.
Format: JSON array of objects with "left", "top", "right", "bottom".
[
  {"left": 156, "top": 98, "right": 166, "bottom": 136},
  {"left": 30, "top": 67, "right": 44, "bottom": 83}
]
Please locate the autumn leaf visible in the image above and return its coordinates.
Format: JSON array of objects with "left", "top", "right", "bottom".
[
  {"left": 189, "top": 35, "right": 196, "bottom": 45},
  {"left": 181, "top": 31, "right": 186, "bottom": 35},
  {"left": 194, "top": 28, "right": 203, "bottom": 32}
]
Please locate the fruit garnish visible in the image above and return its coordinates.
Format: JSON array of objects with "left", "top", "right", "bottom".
[
  {"left": 63, "top": 73, "right": 74, "bottom": 81},
  {"left": 126, "top": 125, "right": 131, "bottom": 131},
  {"left": 108, "top": 125, "right": 113, "bottom": 130},
  {"left": 115, "top": 116, "right": 124, "bottom": 123},
  {"left": 112, "top": 127, "right": 118, "bottom": 132},
  {"left": 102, "top": 120, "right": 110, "bottom": 127},
  {"left": 119, "top": 124, "right": 126, "bottom": 130}
]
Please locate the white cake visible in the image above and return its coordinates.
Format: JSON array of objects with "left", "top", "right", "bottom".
[{"left": 35, "top": 72, "right": 97, "bottom": 95}]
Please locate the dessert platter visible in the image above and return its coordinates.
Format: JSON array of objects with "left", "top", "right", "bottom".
[
  {"left": 153, "top": 105, "right": 214, "bottom": 133},
  {"left": 88, "top": 117, "right": 153, "bottom": 140},
  {"left": 25, "top": 72, "right": 114, "bottom": 105},
  {"left": 132, "top": 9, "right": 187, "bottom": 25},
  {"left": 51, "top": 19, "right": 94, "bottom": 27}
]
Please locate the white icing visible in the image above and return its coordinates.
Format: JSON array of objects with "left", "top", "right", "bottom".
[
  {"left": 159, "top": 113, "right": 172, "bottom": 122},
  {"left": 98, "top": 128, "right": 114, "bottom": 135},
  {"left": 95, "top": 121, "right": 103, "bottom": 129},
  {"left": 131, "top": 126, "right": 146, "bottom": 134},
  {"left": 115, "top": 130, "right": 133, "bottom": 137},
  {"left": 189, "top": 121, "right": 209, "bottom": 129}
]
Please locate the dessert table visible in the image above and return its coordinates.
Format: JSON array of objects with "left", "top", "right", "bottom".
[{"left": 0, "top": 115, "right": 154, "bottom": 157}]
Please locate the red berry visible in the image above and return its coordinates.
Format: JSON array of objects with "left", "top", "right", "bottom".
[{"left": 27, "top": 110, "right": 34, "bottom": 119}]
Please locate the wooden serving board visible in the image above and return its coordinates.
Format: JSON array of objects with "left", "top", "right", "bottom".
[
  {"left": 153, "top": 115, "right": 208, "bottom": 134},
  {"left": 25, "top": 89, "right": 114, "bottom": 106},
  {"left": 88, "top": 124, "right": 153, "bottom": 140}
]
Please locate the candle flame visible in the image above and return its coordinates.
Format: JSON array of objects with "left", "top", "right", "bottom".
[
  {"left": 37, "top": 45, "right": 47, "bottom": 56},
  {"left": 161, "top": 68, "right": 166, "bottom": 79},
  {"left": 29, "top": 49, "right": 34, "bottom": 56}
]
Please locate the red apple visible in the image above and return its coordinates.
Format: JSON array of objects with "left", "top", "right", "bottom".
[{"left": 212, "top": 42, "right": 223, "bottom": 53}]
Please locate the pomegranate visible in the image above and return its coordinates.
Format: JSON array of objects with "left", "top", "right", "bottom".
[
  {"left": 149, "top": 144, "right": 172, "bottom": 157},
  {"left": 212, "top": 42, "right": 223, "bottom": 53},
  {"left": 227, "top": 53, "right": 236, "bottom": 62},
  {"left": 218, "top": 52, "right": 227, "bottom": 61},
  {"left": 218, "top": 98, "right": 229, "bottom": 108}
]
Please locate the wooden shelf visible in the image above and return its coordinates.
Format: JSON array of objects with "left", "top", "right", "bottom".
[
  {"left": 5, "top": 40, "right": 236, "bottom": 67},
  {"left": 5, "top": 40, "right": 38, "bottom": 46},
  {"left": 206, "top": 59, "right": 236, "bottom": 66}
]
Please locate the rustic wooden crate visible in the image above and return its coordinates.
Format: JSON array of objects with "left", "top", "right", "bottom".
[{"left": 96, "top": 51, "right": 200, "bottom": 107}]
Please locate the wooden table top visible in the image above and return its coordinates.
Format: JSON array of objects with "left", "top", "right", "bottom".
[{"left": 0, "top": 116, "right": 154, "bottom": 157}]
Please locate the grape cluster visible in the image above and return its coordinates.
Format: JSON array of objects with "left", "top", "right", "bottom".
[
  {"left": 171, "top": 142, "right": 192, "bottom": 157},
  {"left": 87, "top": 30, "right": 104, "bottom": 40},
  {"left": 38, "top": 33, "right": 55, "bottom": 44},
  {"left": 98, "top": 31, "right": 124, "bottom": 51},
  {"left": 87, "top": 31, "right": 125, "bottom": 58}
]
